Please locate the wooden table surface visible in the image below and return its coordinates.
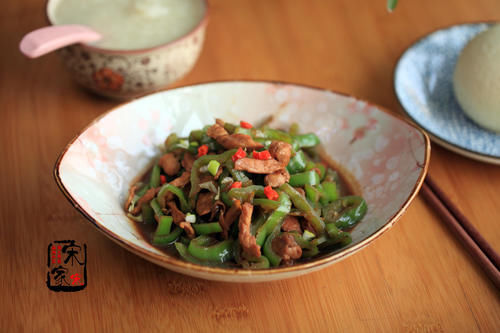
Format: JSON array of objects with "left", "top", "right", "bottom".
[{"left": 2, "top": 0, "right": 500, "bottom": 331}]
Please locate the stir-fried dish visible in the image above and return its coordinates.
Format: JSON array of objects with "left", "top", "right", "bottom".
[{"left": 125, "top": 119, "right": 367, "bottom": 269}]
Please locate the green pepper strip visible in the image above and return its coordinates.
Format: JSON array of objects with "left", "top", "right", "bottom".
[
  {"left": 193, "top": 222, "right": 223, "bottom": 235},
  {"left": 228, "top": 185, "right": 265, "bottom": 202},
  {"left": 149, "top": 164, "right": 161, "bottom": 188},
  {"left": 323, "top": 196, "right": 367, "bottom": 229},
  {"left": 253, "top": 198, "right": 280, "bottom": 211},
  {"left": 288, "top": 170, "right": 320, "bottom": 187},
  {"left": 220, "top": 191, "right": 233, "bottom": 207},
  {"left": 127, "top": 213, "right": 143, "bottom": 222},
  {"left": 150, "top": 198, "right": 163, "bottom": 216},
  {"left": 289, "top": 123, "right": 299, "bottom": 136},
  {"left": 263, "top": 227, "right": 282, "bottom": 267},
  {"left": 164, "top": 133, "right": 179, "bottom": 150},
  {"left": 263, "top": 129, "right": 294, "bottom": 144},
  {"left": 128, "top": 184, "right": 150, "bottom": 212},
  {"left": 293, "top": 133, "right": 320, "bottom": 148},
  {"left": 187, "top": 235, "right": 234, "bottom": 263},
  {"left": 153, "top": 226, "right": 183, "bottom": 246},
  {"left": 255, "top": 192, "right": 291, "bottom": 246},
  {"left": 305, "top": 184, "right": 321, "bottom": 203},
  {"left": 241, "top": 256, "right": 270, "bottom": 269},
  {"left": 321, "top": 181, "right": 338, "bottom": 203},
  {"left": 225, "top": 161, "right": 252, "bottom": 186},
  {"left": 175, "top": 242, "right": 211, "bottom": 265},
  {"left": 316, "top": 163, "right": 326, "bottom": 181},
  {"left": 223, "top": 122, "right": 237, "bottom": 133},
  {"left": 318, "top": 229, "right": 352, "bottom": 248},
  {"left": 286, "top": 150, "right": 307, "bottom": 174},
  {"left": 157, "top": 184, "right": 189, "bottom": 212},
  {"left": 280, "top": 183, "right": 325, "bottom": 234},
  {"left": 153, "top": 216, "right": 173, "bottom": 238},
  {"left": 304, "top": 160, "right": 316, "bottom": 171},
  {"left": 189, "top": 129, "right": 203, "bottom": 142},
  {"left": 141, "top": 203, "right": 155, "bottom": 225},
  {"left": 287, "top": 232, "right": 320, "bottom": 258},
  {"left": 189, "top": 149, "right": 237, "bottom": 208}
]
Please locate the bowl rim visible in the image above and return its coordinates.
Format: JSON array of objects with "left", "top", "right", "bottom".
[
  {"left": 393, "top": 21, "right": 500, "bottom": 163},
  {"left": 45, "top": 0, "right": 209, "bottom": 54},
  {"left": 53, "top": 80, "right": 431, "bottom": 277}
]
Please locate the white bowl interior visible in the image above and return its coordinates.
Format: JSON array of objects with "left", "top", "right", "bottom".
[{"left": 57, "top": 82, "right": 428, "bottom": 281}]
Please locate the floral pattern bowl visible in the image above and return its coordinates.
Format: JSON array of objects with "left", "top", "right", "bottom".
[
  {"left": 46, "top": 0, "right": 208, "bottom": 100},
  {"left": 54, "top": 81, "right": 430, "bottom": 282}
]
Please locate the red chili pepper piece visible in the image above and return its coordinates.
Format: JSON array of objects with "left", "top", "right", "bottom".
[
  {"left": 264, "top": 185, "right": 279, "bottom": 201},
  {"left": 252, "top": 150, "right": 272, "bottom": 160},
  {"left": 240, "top": 121, "right": 253, "bottom": 129},
  {"left": 230, "top": 182, "right": 242, "bottom": 189},
  {"left": 160, "top": 175, "right": 167, "bottom": 185},
  {"left": 258, "top": 150, "right": 271, "bottom": 160},
  {"left": 232, "top": 147, "right": 247, "bottom": 162},
  {"left": 197, "top": 144, "right": 209, "bottom": 158}
]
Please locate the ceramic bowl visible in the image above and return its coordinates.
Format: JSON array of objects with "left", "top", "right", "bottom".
[
  {"left": 54, "top": 81, "right": 430, "bottom": 282},
  {"left": 46, "top": 0, "right": 208, "bottom": 100}
]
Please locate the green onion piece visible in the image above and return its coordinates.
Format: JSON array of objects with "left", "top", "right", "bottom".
[
  {"left": 207, "top": 160, "right": 220, "bottom": 176},
  {"left": 193, "top": 222, "right": 223, "bottom": 235},
  {"left": 185, "top": 213, "right": 196, "bottom": 223},
  {"left": 303, "top": 230, "right": 315, "bottom": 241}
]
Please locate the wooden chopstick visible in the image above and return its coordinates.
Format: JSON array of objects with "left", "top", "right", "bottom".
[{"left": 420, "top": 175, "right": 500, "bottom": 289}]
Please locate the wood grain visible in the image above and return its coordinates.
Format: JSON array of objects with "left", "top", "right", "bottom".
[{"left": 1, "top": 0, "right": 500, "bottom": 332}]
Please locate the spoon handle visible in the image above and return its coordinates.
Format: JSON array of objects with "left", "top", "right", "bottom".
[{"left": 20, "top": 25, "right": 102, "bottom": 58}]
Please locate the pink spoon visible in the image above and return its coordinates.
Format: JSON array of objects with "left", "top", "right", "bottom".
[{"left": 20, "top": 25, "right": 102, "bottom": 58}]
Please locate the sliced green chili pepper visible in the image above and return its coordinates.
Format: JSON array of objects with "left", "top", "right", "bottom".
[
  {"left": 164, "top": 133, "right": 179, "bottom": 150},
  {"left": 289, "top": 123, "right": 299, "bottom": 136},
  {"left": 253, "top": 198, "right": 280, "bottom": 211},
  {"left": 293, "top": 133, "right": 320, "bottom": 148},
  {"left": 153, "top": 216, "right": 173, "bottom": 238},
  {"left": 193, "top": 222, "right": 223, "bottom": 235},
  {"left": 280, "top": 183, "right": 325, "bottom": 234},
  {"left": 220, "top": 191, "right": 233, "bottom": 207},
  {"left": 305, "top": 184, "right": 321, "bottom": 203},
  {"left": 149, "top": 164, "right": 161, "bottom": 188},
  {"left": 263, "top": 128, "right": 293, "bottom": 143},
  {"left": 263, "top": 227, "right": 282, "bottom": 267},
  {"left": 225, "top": 161, "right": 252, "bottom": 186},
  {"left": 141, "top": 203, "right": 155, "bottom": 225},
  {"left": 304, "top": 160, "right": 316, "bottom": 171},
  {"left": 322, "top": 196, "right": 367, "bottom": 229},
  {"left": 255, "top": 192, "right": 291, "bottom": 246},
  {"left": 157, "top": 184, "right": 190, "bottom": 212},
  {"left": 286, "top": 150, "right": 307, "bottom": 174},
  {"left": 288, "top": 170, "right": 320, "bottom": 187},
  {"left": 325, "top": 222, "right": 343, "bottom": 241},
  {"left": 189, "top": 149, "right": 237, "bottom": 207},
  {"left": 318, "top": 230, "right": 352, "bottom": 249},
  {"left": 150, "top": 198, "right": 163, "bottom": 216},
  {"left": 228, "top": 185, "right": 265, "bottom": 202},
  {"left": 128, "top": 183, "right": 150, "bottom": 212},
  {"left": 175, "top": 242, "right": 208, "bottom": 265},
  {"left": 321, "top": 181, "right": 338, "bottom": 203},
  {"left": 241, "top": 256, "right": 270, "bottom": 269},
  {"left": 223, "top": 122, "right": 237, "bottom": 133},
  {"left": 187, "top": 235, "right": 234, "bottom": 263},
  {"left": 250, "top": 212, "right": 267, "bottom": 236},
  {"left": 287, "top": 232, "right": 319, "bottom": 258},
  {"left": 316, "top": 163, "right": 326, "bottom": 181},
  {"left": 127, "top": 213, "right": 143, "bottom": 223},
  {"left": 189, "top": 130, "right": 203, "bottom": 142},
  {"left": 153, "top": 226, "right": 183, "bottom": 246}
]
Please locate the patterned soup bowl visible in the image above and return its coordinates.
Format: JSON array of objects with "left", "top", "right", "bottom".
[
  {"left": 54, "top": 81, "right": 430, "bottom": 282},
  {"left": 46, "top": 0, "right": 208, "bottom": 99}
]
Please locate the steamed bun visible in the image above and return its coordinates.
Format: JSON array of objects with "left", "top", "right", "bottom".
[{"left": 453, "top": 25, "right": 500, "bottom": 133}]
